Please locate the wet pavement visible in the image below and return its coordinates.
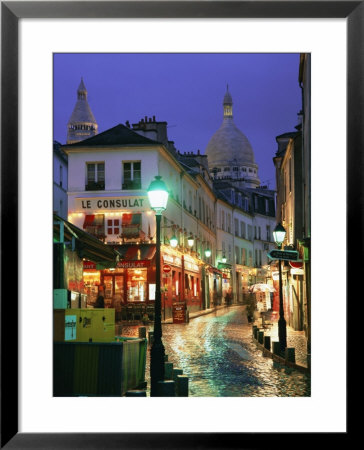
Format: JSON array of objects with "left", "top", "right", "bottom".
[{"left": 121, "top": 306, "right": 311, "bottom": 397}]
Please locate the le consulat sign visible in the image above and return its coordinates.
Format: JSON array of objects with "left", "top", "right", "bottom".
[{"left": 75, "top": 196, "right": 149, "bottom": 211}]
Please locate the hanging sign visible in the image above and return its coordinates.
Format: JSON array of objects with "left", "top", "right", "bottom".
[{"left": 268, "top": 249, "right": 299, "bottom": 261}]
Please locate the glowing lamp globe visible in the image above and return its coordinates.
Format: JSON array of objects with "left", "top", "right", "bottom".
[
  {"left": 273, "top": 223, "right": 286, "bottom": 247},
  {"left": 170, "top": 235, "right": 178, "bottom": 248},
  {"left": 205, "top": 249, "right": 211, "bottom": 258},
  {"left": 147, "top": 176, "right": 169, "bottom": 214},
  {"left": 187, "top": 235, "right": 194, "bottom": 247}
]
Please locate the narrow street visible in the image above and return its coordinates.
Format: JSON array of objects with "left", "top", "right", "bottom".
[{"left": 122, "top": 306, "right": 310, "bottom": 397}]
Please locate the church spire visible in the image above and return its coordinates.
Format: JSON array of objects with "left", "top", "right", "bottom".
[
  {"left": 67, "top": 78, "right": 98, "bottom": 144},
  {"left": 223, "top": 85, "right": 233, "bottom": 118},
  {"left": 77, "top": 77, "right": 87, "bottom": 100}
]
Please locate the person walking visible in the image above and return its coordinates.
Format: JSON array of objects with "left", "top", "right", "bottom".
[{"left": 95, "top": 286, "right": 105, "bottom": 308}]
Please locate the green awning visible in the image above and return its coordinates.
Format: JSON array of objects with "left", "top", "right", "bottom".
[{"left": 53, "top": 214, "right": 119, "bottom": 268}]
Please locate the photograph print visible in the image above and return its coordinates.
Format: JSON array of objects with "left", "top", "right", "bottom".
[{"left": 53, "top": 53, "right": 311, "bottom": 398}]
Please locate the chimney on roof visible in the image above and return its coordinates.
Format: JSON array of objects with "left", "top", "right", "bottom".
[
  {"left": 197, "top": 149, "right": 200, "bottom": 155},
  {"left": 153, "top": 115, "right": 156, "bottom": 121}
]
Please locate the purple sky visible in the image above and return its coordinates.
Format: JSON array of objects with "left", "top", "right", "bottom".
[{"left": 53, "top": 53, "right": 301, "bottom": 188}]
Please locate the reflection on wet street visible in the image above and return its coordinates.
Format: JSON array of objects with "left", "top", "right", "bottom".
[{"left": 123, "top": 306, "right": 310, "bottom": 397}]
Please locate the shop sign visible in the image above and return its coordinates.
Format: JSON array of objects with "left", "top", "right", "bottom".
[
  {"left": 163, "top": 254, "right": 182, "bottom": 267},
  {"left": 218, "top": 262, "right": 232, "bottom": 270},
  {"left": 75, "top": 196, "right": 149, "bottom": 211},
  {"left": 116, "top": 260, "right": 150, "bottom": 268},
  {"left": 172, "top": 302, "right": 186, "bottom": 324},
  {"left": 184, "top": 260, "right": 199, "bottom": 273},
  {"left": 83, "top": 261, "right": 96, "bottom": 270},
  {"left": 163, "top": 254, "right": 174, "bottom": 264},
  {"left": 272, "top": 271, "right": 279, "bottom": 281},
  {"left": 291, "top": 268, "right": 304, "bottom": 275}
]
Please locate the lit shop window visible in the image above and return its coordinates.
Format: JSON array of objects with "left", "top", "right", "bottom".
[{"left": 107, "top": 219, "right": 120, "bottom": 235}]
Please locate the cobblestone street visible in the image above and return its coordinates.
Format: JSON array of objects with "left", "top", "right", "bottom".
[{"left": 121, "top": 306, "right": 311, "bottom": 397}]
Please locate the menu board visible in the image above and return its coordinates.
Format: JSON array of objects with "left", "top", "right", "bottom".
[{"left": 172, "top": 302, "right": 186, "bottom": 324}]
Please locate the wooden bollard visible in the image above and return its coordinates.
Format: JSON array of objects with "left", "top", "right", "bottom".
[
  {"left": 285, "top": 347, "right": 296, "bottom": 363},
  {"left": 264, "top": 336, "right": 271, "bottom": 351},
  {"left": 258, "top": 330, "right": 264, "bottom": 344},
  {"left": 253, "top": 326, "right": 258, "bottom": 339},
  {"left": 164, "top": 362, "right": 173, "bottom": 380},
  {"left": 125, "top": 390, "right": 147, "bottom": 397},
  {"left": 148, "top": 331, "right": 154, "bottom": 346},
  {"left": 176, "top": 375, "right": 189, "bottom": 397},
  {"left": 157, "top": 380, "right": 175, "bottom": 397},
  {"left": 138, "top": 326, "right": 146, "bottom": 339}
]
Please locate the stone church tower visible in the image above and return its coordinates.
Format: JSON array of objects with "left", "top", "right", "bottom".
[{"left": 67, "top": 78, "right": 98, "bottom": 144}]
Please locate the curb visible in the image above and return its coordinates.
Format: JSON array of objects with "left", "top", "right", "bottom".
[{"left": 253, "top": 337, "right": 310, "bottom": 374}]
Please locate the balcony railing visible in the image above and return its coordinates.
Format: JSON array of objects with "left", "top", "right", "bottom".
[
  {"left": 122, "top": 180, "right": 141, "bottom": 190},
  {"left": 85, "top": 181, "right": 105, "bottom": 191}
]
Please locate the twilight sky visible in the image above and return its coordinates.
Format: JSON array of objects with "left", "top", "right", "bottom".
[{"left": 53, "top": 53, "right": 302, "bottom": 188}]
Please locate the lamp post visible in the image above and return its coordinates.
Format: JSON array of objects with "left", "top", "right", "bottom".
[
  {"left": 273, "top": 223, "right": 287, "bottom": 353},
  {"left": 147, "top": 175, "right": 169, "bottom": 396}
]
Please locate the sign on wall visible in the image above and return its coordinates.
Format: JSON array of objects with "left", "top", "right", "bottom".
[{"left": 75, "top": 196, "right": 149, "bottom": 211}]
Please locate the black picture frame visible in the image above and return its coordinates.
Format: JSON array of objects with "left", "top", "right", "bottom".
[{"left": 1, "top": 1, "right": 356, "bottom": 448}]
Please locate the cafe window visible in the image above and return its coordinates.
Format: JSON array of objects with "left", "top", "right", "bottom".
[
  {"left": 123, "top": 161, "right": 141, "bottom": 189},
  {"left": 127, "top": 268, "right": 147, "bottom": 302},
  {"left": 107, "top": 219, "right": 120, "bottom": 235}
]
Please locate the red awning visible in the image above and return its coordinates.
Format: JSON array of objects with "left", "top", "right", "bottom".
[
  {"left": 83, "top": 214, "right": 95, "bottom": 228},
  {"left": 121, "top": 213, "right": 142, "bottom": 238}
]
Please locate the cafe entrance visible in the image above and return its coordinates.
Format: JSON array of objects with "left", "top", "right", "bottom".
[{"left": 126, "top": 268, "right": 148, "bottom": 302}]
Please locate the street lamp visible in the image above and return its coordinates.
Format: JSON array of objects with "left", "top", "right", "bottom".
[
  {"left": 147, "top": 175, "right": 169, "bottom": 396},
  {"left": 187, "top": 234, "right": 194, "bottom": 248},
  {"left": 205, "top": 248, "right": 211, "bottom": 258},
  {"left": 169, "top": 235, "right": 178, "bottom": 248},
  {"left": 273, "top": 223, "right": 287, "bottom": 353}
]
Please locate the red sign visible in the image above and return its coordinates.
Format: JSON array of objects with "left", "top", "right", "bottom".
[
  {"left": 83, "top": 261, "right": 96, "bottom": 270},
  {"left": 163, "top": 264, "right": 172, "bottom": 273},
  {"left": 116, "top": 260, "right": 150, "bottom": 269},
  {"left": 289, "top": 261, "right": 303, "bottom": 269}
]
